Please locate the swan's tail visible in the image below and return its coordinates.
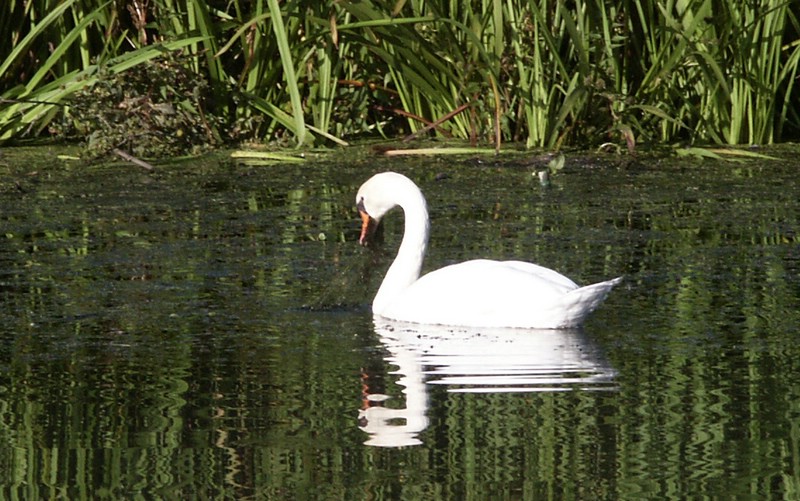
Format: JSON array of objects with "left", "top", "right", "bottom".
[{"left": 555, "top": 276, "right": 623, "bottom": 328}]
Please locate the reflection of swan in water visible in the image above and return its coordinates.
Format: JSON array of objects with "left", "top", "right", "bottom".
[
  {"left": 359, "top": 319, "right": 616, "bottom": 447},
  {"left": 358, "top": 337, "right": 429, "bottom": 448}
]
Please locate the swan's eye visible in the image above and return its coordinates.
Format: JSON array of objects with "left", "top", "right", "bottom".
[{"left": 357, "top": 197, "right": 366, "bottom": 212}]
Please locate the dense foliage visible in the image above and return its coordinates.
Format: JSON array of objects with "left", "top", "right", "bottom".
[
  {"left": 1, "top": 0, "right": 799, "bottom": 154},
  {"left": 50, "top": 53, "right": 224, "bottom": 158}
]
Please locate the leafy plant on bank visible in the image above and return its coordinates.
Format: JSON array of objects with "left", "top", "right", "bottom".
[{"left": 52, "top": 53, "right": 224, "bottom": 158}]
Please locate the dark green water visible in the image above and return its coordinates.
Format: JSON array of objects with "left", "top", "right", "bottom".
[{"left": 0, "top": 147, "right": 799, "bottom": 499}]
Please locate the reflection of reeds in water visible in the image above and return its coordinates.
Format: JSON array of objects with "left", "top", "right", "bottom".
[{"left": 302, "top": 235, "right": 389, "bottom": 312}]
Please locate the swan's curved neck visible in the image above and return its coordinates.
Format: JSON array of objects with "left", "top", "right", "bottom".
[{"left": 372, "top": 188, "right": 429, "bottom": 314}]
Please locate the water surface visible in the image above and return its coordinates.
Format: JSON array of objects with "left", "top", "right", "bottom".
[{"left": 0, "top": 147, "right": 799, "bottom": 499}]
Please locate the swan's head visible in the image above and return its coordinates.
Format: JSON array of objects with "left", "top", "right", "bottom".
[{"left": 356, "top": 172, "right": 422, "bottom": 246}]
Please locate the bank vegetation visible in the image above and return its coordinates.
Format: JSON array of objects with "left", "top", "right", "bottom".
[{"left": 1, "top": 0, "right": 799, "bottom": 156}]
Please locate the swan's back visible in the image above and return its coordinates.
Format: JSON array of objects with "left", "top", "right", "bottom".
[{"left": 379, "top": 259, "right": 621, "bottom": 329}]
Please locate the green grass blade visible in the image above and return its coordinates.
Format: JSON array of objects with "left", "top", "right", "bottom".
[
  {"left": 267, "top": 0, "right": 307, "bottom": 146},
  {"left": 0, "top": 0, "right": 80, "bottom": 79}
]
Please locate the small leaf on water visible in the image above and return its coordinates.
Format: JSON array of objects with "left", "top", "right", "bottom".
[{"left": 547, "top": 154, "right": 565, "bottom": 172}]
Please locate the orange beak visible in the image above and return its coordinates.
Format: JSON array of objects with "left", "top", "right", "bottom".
[{"left": 358, "top": 210, "right": 377, "bottom": 246}]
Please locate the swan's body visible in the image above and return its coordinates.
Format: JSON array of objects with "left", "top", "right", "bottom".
[{"left": 356, "top": 172, "right": 621, "bottom": 329}]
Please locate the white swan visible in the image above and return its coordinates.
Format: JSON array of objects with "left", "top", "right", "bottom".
[{"left": 356, "top": 172, "right": 622, "bottom": 329}]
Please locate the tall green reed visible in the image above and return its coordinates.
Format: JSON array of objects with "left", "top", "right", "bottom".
[{"left": 1, "top": 0, "right": 798, "bottom": 149}]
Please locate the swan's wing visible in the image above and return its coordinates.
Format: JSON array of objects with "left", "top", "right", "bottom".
[
  {"left": 381, "top": 260, "right": 583, "bottom": 327},
  {"left": 494, "top": 260, "right": 579, "bottom": 290},
  {"left": 414, "top": 260, "right": 578, "bottom": 296},
  {"left": 378, "top": 260, "right": 623, "bottom": 328}
]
